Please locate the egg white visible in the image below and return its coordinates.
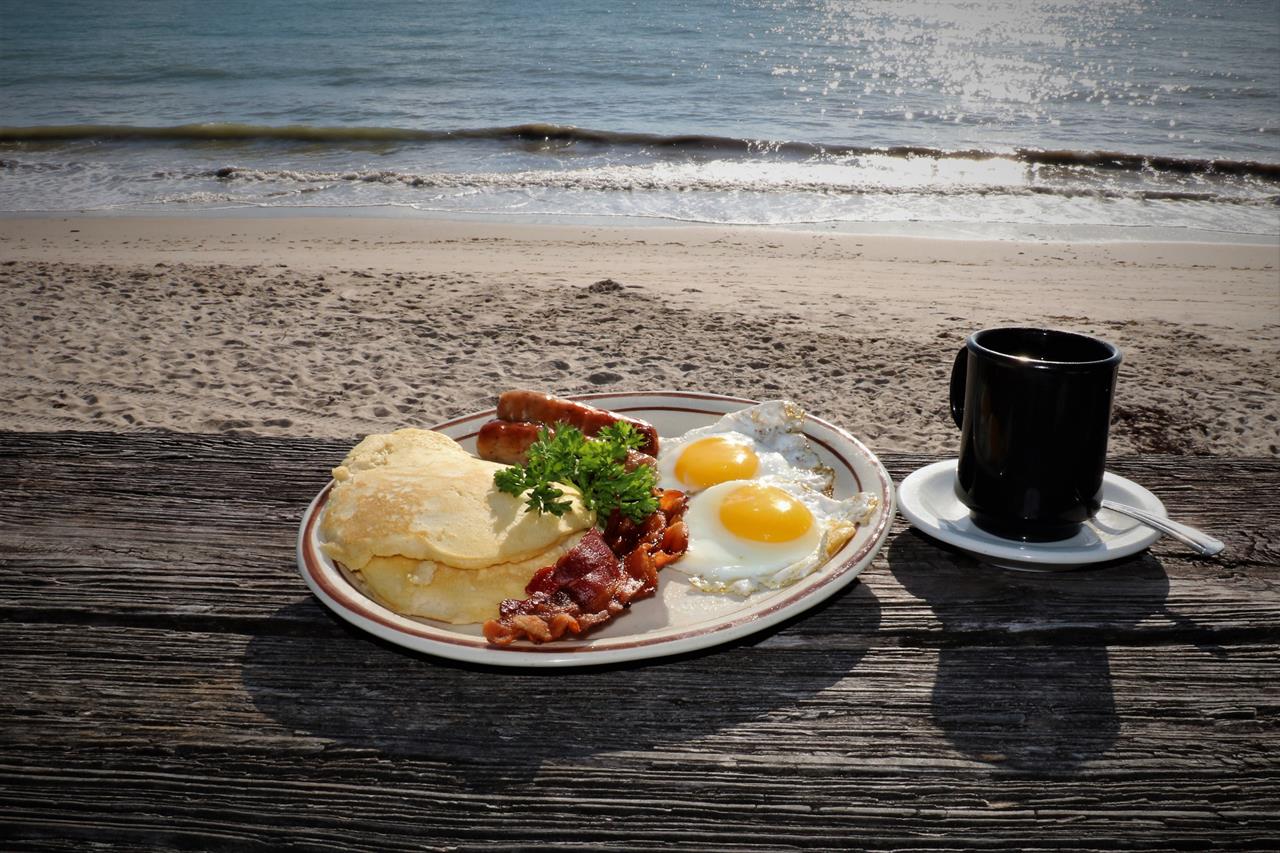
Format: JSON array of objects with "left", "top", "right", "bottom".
[
  {"left": 671, "top": 476, "right": 878, "bottom": 596},
  {"left": 656, "top": 400, "right": 833, "bottom": 495}
]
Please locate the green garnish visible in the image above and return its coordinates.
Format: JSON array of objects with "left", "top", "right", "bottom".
[{"left": 493, "top": 421, "right": 659, "bottom": 524}]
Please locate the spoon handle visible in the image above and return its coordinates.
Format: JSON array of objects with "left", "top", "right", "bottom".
[{"left": 1100, "top": 500, "right": 1225, "bottom": 557}]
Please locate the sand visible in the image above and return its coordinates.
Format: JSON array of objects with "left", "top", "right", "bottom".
[{"left": 1, "top": 215, "right": 1277, "bottom": 457}]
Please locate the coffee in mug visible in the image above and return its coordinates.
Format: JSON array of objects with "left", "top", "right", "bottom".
[{"left": 949, "top": 327, "right": 1122, "bottom": 542}]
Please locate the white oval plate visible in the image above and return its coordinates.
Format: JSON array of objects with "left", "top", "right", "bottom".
[
  {"left": 897, "top": 459, "right": 1163, "bottom": 569},
  {"left": 297, "top": 391, "right": 895, "bottom": 667}
]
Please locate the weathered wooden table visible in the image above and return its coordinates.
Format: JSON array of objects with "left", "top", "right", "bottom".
[{"left": 2, "top": 431, "right": 1277, "bottom": 851}]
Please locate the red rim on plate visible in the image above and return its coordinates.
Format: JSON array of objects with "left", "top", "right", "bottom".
[{"left": 296, "top": 392, "right": 896, "bottom": 667}]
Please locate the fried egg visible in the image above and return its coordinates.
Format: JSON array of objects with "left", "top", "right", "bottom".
[
  {"left": 656, "top": 400, "right": 833, "bottom": 495},
  {"left": 671, "top": 476, "right": 877, "bottom": 596}
]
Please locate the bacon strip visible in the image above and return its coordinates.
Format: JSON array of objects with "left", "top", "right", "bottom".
[
  {"left": 482, "top": 490, "right": 688, "bottom": 646},
  {"left": 603, "top": 488, "right": 689, "bottom": 570}
]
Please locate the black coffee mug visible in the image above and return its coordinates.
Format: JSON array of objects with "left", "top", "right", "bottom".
[{"left": 949, "top": 327, "right": 1122, "bottom": 542}]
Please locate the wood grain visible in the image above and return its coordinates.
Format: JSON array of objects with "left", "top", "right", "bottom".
[{"left": 1, "top": 430, "right": 1277, "bottom": 851}]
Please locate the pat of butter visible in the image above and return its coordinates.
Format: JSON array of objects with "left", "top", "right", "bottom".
[{"left": 409, "top": 561, "right": 437, "bottom": 586}]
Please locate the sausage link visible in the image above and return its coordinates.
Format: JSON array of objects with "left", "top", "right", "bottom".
[
  {"left": 624, "top": 449, "right": 658, "bottom": 473},
  {"left": 478, "top": 419, "right": 657, "bottom": 471},
  {"left": 475, "top": 419, "right": 544, "bottom": 465},
  {"left": 495, "top": 390, "right": 660, "bottom": 456}
]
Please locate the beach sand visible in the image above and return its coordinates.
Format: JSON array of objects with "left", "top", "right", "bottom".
[{"left": 1, "top": 215, "right": 1276, "bottom": 456}]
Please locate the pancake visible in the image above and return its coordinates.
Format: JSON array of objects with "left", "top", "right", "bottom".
[
  {"left": 353, "top": 533, "right": 585, "bottom": 624},
  {"left": 320, "top": 428, "right": 594, "bottom": 572},
  {"left": 335, "top": 427, "right": 465, "bottom": 476},
  {"left": 318, "top": 427, "right": 596, "bottom": 624}
]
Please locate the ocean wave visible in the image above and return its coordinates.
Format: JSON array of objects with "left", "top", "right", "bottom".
[
  {"left": 2, "top": 122, "right": 1278, "bottom": 180},
  {"left": 205, "top": 164, "right": 1279, "bottom": 205}
]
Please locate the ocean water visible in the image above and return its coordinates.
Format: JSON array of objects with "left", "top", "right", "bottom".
[{"left": 1, "top": 0, "right": 1278, "bottom": 238}]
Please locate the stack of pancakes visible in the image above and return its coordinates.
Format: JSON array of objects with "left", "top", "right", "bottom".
[{"left": 319, "top": 429, "right": 594, "bottom": 624}]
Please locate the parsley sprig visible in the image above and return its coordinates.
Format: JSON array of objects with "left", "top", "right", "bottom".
[{"left": 493, "top": 422, "right": 659, "bottom": 524}]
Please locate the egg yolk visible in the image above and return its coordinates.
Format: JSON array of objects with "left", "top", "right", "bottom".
[
  {"left": 674, "top": 436, "right": 760, "bottom": 490},
  {"left": 718, "top": 483, "right": 814, "bottom": 543}
]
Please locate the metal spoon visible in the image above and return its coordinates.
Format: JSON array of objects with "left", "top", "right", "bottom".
[{"left": 1100, "top": 499, "right": 1225, "bottom": 557}]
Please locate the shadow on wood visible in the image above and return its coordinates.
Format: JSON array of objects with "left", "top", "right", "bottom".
[
  {"left": 239, "top": 579, "right": 882, "bottom": 790},
  {"left": 886, "top": 530, "right": 1172, "bottom": 772}
]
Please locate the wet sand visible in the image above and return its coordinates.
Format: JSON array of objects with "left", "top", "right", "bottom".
[{"left": 1, "top": 216, "right": 1276, "bottom": 456}]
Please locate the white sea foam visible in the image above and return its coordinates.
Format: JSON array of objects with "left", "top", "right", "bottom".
[{"left": 3, "top": 0, "right": 1278, "bottom": 235}]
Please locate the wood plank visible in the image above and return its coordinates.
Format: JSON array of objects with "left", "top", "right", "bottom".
[
  {"left": 1, "top": 621, "right": 1277, "bottom": 851},
  {"left": 2, "top": 431, "right": 1277, "bottom": 849},
  {"left": 1, "top": 432, "right": 1276, "bottom": 644}
]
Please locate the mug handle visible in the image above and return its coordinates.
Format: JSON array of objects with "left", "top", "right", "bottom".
[{"left": 948, "top": 345, "right": 968, "bottom": 430}]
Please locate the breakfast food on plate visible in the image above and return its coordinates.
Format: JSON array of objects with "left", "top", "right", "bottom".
[
  {"left": 318, "top": 393, "right": 876, "bottom": 645},
  {"left": 352, "top": 550, "right": 579, "bottom": 625},
  {"left": 318, "top": 394, "right": 684, "bottom": 640},
  {"left": 480, "top": 409, "right": 687, "bottom": 644},
  {"left": 477, "top": 389, "right": 660, "bottom": 465},
  {"left": 656, "top": 400, "right": 832, "bottom": 495},
  {"left": 319, "top": 427, "right": 595, "bottom": 623},
  {"left": 653, "top": 401, "right": 878, "bottom": 596},
  {"left": 482, "top": 489, "right": 689, "bottom": 645},
  {"left": 675, "top": 477, "right": 875, "bottom": 596},
  {"left": 499, "top": 389, "right": 660, "bottom": 455}
]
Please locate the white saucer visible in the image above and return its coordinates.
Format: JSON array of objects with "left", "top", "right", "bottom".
[{"left": 897, "top": 460, "right": 1165, "bottom": 570}]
